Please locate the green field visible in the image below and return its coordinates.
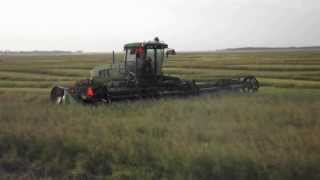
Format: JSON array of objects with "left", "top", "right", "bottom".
[{"left": 0, "top": 52, "right": 320, "bottom": 179}]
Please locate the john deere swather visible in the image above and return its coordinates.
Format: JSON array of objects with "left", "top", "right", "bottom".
[{"left": 50, "top": 38, "right": 259, "bottom": 105}]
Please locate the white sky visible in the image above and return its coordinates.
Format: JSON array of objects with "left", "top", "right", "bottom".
[{"left": 0, "top": 0, "right": 319, "bottom": 51}]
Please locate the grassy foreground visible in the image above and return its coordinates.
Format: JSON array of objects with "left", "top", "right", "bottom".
[
  {"left": 0, "top": 51, "right": 320, "bottom": 179},
  {"left": 0, "top": 90, "right": 320, "bottom": 179}
]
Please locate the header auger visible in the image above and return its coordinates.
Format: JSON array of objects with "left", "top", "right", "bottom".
[{"left": 50, "top": 38, "right": 259, "bottom": 105}]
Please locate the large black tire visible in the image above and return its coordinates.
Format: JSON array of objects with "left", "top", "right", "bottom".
[
  {"left": 241, "top": 76, "right": 260, "bottom": 93},
  {"left": 50, "top": 86, "right": 65, "bottom": 104}
]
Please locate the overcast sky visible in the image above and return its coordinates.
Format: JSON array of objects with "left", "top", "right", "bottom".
[{"left": 0, "top": 0, "right": 319, "bottom": 51}]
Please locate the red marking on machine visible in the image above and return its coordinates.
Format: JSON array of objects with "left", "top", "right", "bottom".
[{"left": 86, "top": 87, "right": 94, "bottom": 97}]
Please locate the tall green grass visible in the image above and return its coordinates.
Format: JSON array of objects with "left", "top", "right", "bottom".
[{"left": 0, "top": 92, "right": 320, "bottom": 179}]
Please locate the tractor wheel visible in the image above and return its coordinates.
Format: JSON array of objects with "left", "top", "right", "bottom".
[
  {"left": 241, "top": 76, "right": 259, "bottom": 93},
  {"left": 102, "top": 95, "right": 112, "bottom": 104},
  {"left": 50, "top": 86, "right": 65, "bottom": 104}
]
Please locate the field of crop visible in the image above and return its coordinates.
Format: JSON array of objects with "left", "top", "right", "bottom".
[{"left": 0, "top": 51, "right": 320, "bottom": 179}]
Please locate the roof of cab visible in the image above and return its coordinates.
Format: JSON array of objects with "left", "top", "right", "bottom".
[{"left": 124, "top": 41, "right": 168, "bottom": 49}]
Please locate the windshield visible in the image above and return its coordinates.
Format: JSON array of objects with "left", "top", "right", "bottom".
[{"left": 146, "top": 48, "right": 165, "bottom": 75}]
